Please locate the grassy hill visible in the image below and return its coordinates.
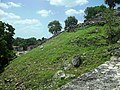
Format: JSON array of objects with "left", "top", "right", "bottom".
[{"left": 0, "top": 25, "right": 119, "bottom": 90}]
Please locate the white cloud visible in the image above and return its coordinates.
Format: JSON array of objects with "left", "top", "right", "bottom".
[
  {"left": 0, "top": 9, "right": 42, "bottom": 39},
  {"left": 37, "top": 10, "right": 52, "bottom": 17},
  {"left": 0, "top": 9, "right": 41, "bottom": 26},
  {"left": 0, "top": 2, "right": 21, "bottom": 9},
  {"left": 0, "top": 9, "right": 21, "bottom": 19},
  {"left": 15, "top": 19, "right": 41, "bottom": 25},
  {"left": 0, "top": 9, "right": 8, "bottom": 16},
  {"left": 65, "top": 9, "right": 84, "bottom": 16},
  {"left": 48, "top": 0, "right": 88, "bottom": 7},
  {"left": 8, "top": 13, "right": 21, "bottom": 19}
]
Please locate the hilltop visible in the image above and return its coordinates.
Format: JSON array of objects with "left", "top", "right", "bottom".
[{"left": 0, "top": 25, "right": 119, "bottom": 90}]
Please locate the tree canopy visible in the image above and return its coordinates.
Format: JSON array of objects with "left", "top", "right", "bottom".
[
  {"left": 105, "top": 0, "right": 120, "bottom": 9},
  {"left": 64, "top": 16, "right": 78, "bottom": 32},
  {"left": 48, "top": 20, "right": 62, "bottom": 35},
  {"left": 0, "top": 21, "right": 15, "bottom": 71},
  {"left": 13, "top": 37, "right": 38, "bottom": 50},
  {"left": 84, "top": 5, "right": 107, "bottom": 20}
]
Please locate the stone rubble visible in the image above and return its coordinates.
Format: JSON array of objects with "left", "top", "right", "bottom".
[{"left": 58, "top": 56, "right": 120, "bottom": 90}]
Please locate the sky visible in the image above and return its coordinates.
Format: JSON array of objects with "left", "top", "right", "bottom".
[{"left": 0, "top": 0, "right": 105, "bottom": 39}]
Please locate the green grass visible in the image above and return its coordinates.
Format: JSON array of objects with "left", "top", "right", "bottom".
[{"left": 0, "top": 26, "right": 118, "bottom": 90}]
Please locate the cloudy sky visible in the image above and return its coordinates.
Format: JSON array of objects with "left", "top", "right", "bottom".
[{"left": 0, "top": 0, "right": 104, "bottom": 39}]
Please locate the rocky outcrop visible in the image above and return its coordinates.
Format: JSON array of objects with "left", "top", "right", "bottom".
[{"left": 58, "top": 54, "right": 120, "bottom": 90}]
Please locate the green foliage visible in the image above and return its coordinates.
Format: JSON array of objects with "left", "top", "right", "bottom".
[
  {"left": 13, "top": 37, "right": 38, "bottom": 50},
  {"left": 84, "top": 5, "right": 107, "bottom": 20},
  {"left": 64, "top": 16, "right": 78, "bottom": 32},
  {"left": 105, "top": 0, "right": 120, "bottom": 9},
  {"left": 48, "top": 20, "right": 62, "bottom": 35},
  {"left": 104, "top": 9, "right": 120, "bottom": 43},
  {"left": 0, "top": 21, "right": 15, "bottom": 71}
]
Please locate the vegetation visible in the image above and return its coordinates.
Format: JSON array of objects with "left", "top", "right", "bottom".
[
  {"left": 64, "top": 16, "right": 78, "bottom": 32},
  {"left": 48, "top": 20, "right": 62, "bottom": 35},
  {"left": 84, "top": 5, "right": 107, "bottom": 20},
  {"left": 105, "top": 0, "right": 120, "bottom": 9},
  {"left": 13, "top": 37, "right": 47, "bottom": 50},
  {"left": 104, "top": 9, "right": 120, "bottom": 43},
  {"left": 0, "top": 0, "right": 120, "bottom": 89},
  {"left": 0, "top": 21, "right": 15, "bottom": 72},
  {"left": 0, "top": 24, "right": 119, "bottom": 89}
]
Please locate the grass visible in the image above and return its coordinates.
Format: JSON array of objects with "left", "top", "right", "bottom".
[{"left": 0, "top": 25, "right": 118, "bottom": 90}]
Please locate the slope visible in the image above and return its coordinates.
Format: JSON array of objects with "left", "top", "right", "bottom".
[{"left": 0, "top": 26, "right": 118, "bottom": 90}]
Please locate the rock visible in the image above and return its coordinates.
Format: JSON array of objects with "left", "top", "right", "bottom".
[
  {"left": 114, "top": 50, "right": 120, "bottom": 57},
  {"left": 58, "top": 49, "right": 120, "bottom": 90},
  {"left": 110, "top": 56, "right": 118, "bottom": 61},
  {"left": 63, "top": 63, "right": 72, "bottom": 70},
  {"left": 54, "top": 70, "right": 66, "bottom": 79},
  {"left": 65, "top": 74, "right": 75, "bottom": 79},
  {"left": 117, "top": 40, "right": 120, "bottom": 44},
  {"left": 16, "top": 83, "right": 26, "bottom": 90},
  {"left": 4, "top": 78, "right": 13, "bottom": 83},
  {"left": 72, "top": 55, "right": 82, "bottom": 67},
  {"left": 39, "top": 45, "right": 43, "bottom": 49}
]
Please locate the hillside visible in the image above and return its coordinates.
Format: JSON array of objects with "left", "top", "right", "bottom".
[{"left": 0, "top": 26, "right": 119, "bottom": 90}]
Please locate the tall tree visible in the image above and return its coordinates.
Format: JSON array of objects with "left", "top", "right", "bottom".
[
  {"left": 84, "top": 5, "right": 107, "bottom": 20},
  {"left": 105, "top": 0, "right": 120, "bottom": 9},
  {"left": 48, "top": 20, "right": 62, "bottom": 35},
  {"left": 0, "top": 21, "right": 15, "bottom": 71},
  {"left": 64, "top": 16, "right": 78, "bottom": 32}
]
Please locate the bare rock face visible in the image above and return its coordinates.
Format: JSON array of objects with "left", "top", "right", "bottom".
[{"left": 72, "top": 56, "right": 82, "bottom": 67}]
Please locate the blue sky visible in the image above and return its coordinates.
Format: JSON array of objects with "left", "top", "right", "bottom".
[{"left": 0, "top": 0, "right": 105, "bottom": 39}]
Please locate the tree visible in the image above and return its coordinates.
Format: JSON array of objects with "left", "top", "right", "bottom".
[
  {"left": 84, "top": 5, "right": 107, "bottom": 20},
  {"left": 64, "top": 16, "right": 78, "bottom": 32},
  {"left": 48, "top": 20, "right": 62, "bottom": 35},
  {"left": 13, "top": 37, "right": 38, "bottom": 50},
  {"left": 105, "top": 0, "right": 120, "bottom": 9},
  {"left": 0, "top": 21, "right": 15, "bottom": 71}
]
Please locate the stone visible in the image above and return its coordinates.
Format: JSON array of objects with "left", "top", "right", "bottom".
[
  {"left": 118, "top": 57, "right": 120, "bottom": 61},
  {"left": 58, "top": 51, "right": 120, "bottom": 90},
  {"left": 72, "top": 55, "right": 82, "bottom": 67},
  {"left": 114, "top": 51, "right": 120, "bottom": 57},
  {"left": 54, "top": 70, "right": 66, "bottom": 79},
  {"left": 63, "top": 63, "right": 72, "bottom": 70},
  {"left": 110, "top": 56, "right": 118, "bottom": 61},
  {"left": 65, "top": 74, "right": 76, "bottom": 79},
  {"left": 39, "top": 45, "right": 43, "bottom": 49},
  {"left": 117, "top": 40, "right": 120, "bottom": 44}
]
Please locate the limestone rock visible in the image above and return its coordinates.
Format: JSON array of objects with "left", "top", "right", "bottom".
[
  {"left": 54, "top": 70, "right": 66, "bottom": 79},
  {"left": 58, "top": 51, "right": 120, "bottom": 90},
  {"left": 65, "top": 74, "right": 75, "bottom": 79},
  {"left": 110, "top": 56, "right": 118, "bottom": 61},
  {"left": 72, "top": 55, "right": 82, "bottom": 67}
]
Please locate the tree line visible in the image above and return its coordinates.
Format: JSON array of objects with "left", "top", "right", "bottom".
[{"left": 13, "top": 37, "right": 47, "bottom": 51}]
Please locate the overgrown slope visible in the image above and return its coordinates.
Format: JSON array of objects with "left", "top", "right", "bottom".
[{"left": 0, "top": 26, "right": 118, "bottom": 90}]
